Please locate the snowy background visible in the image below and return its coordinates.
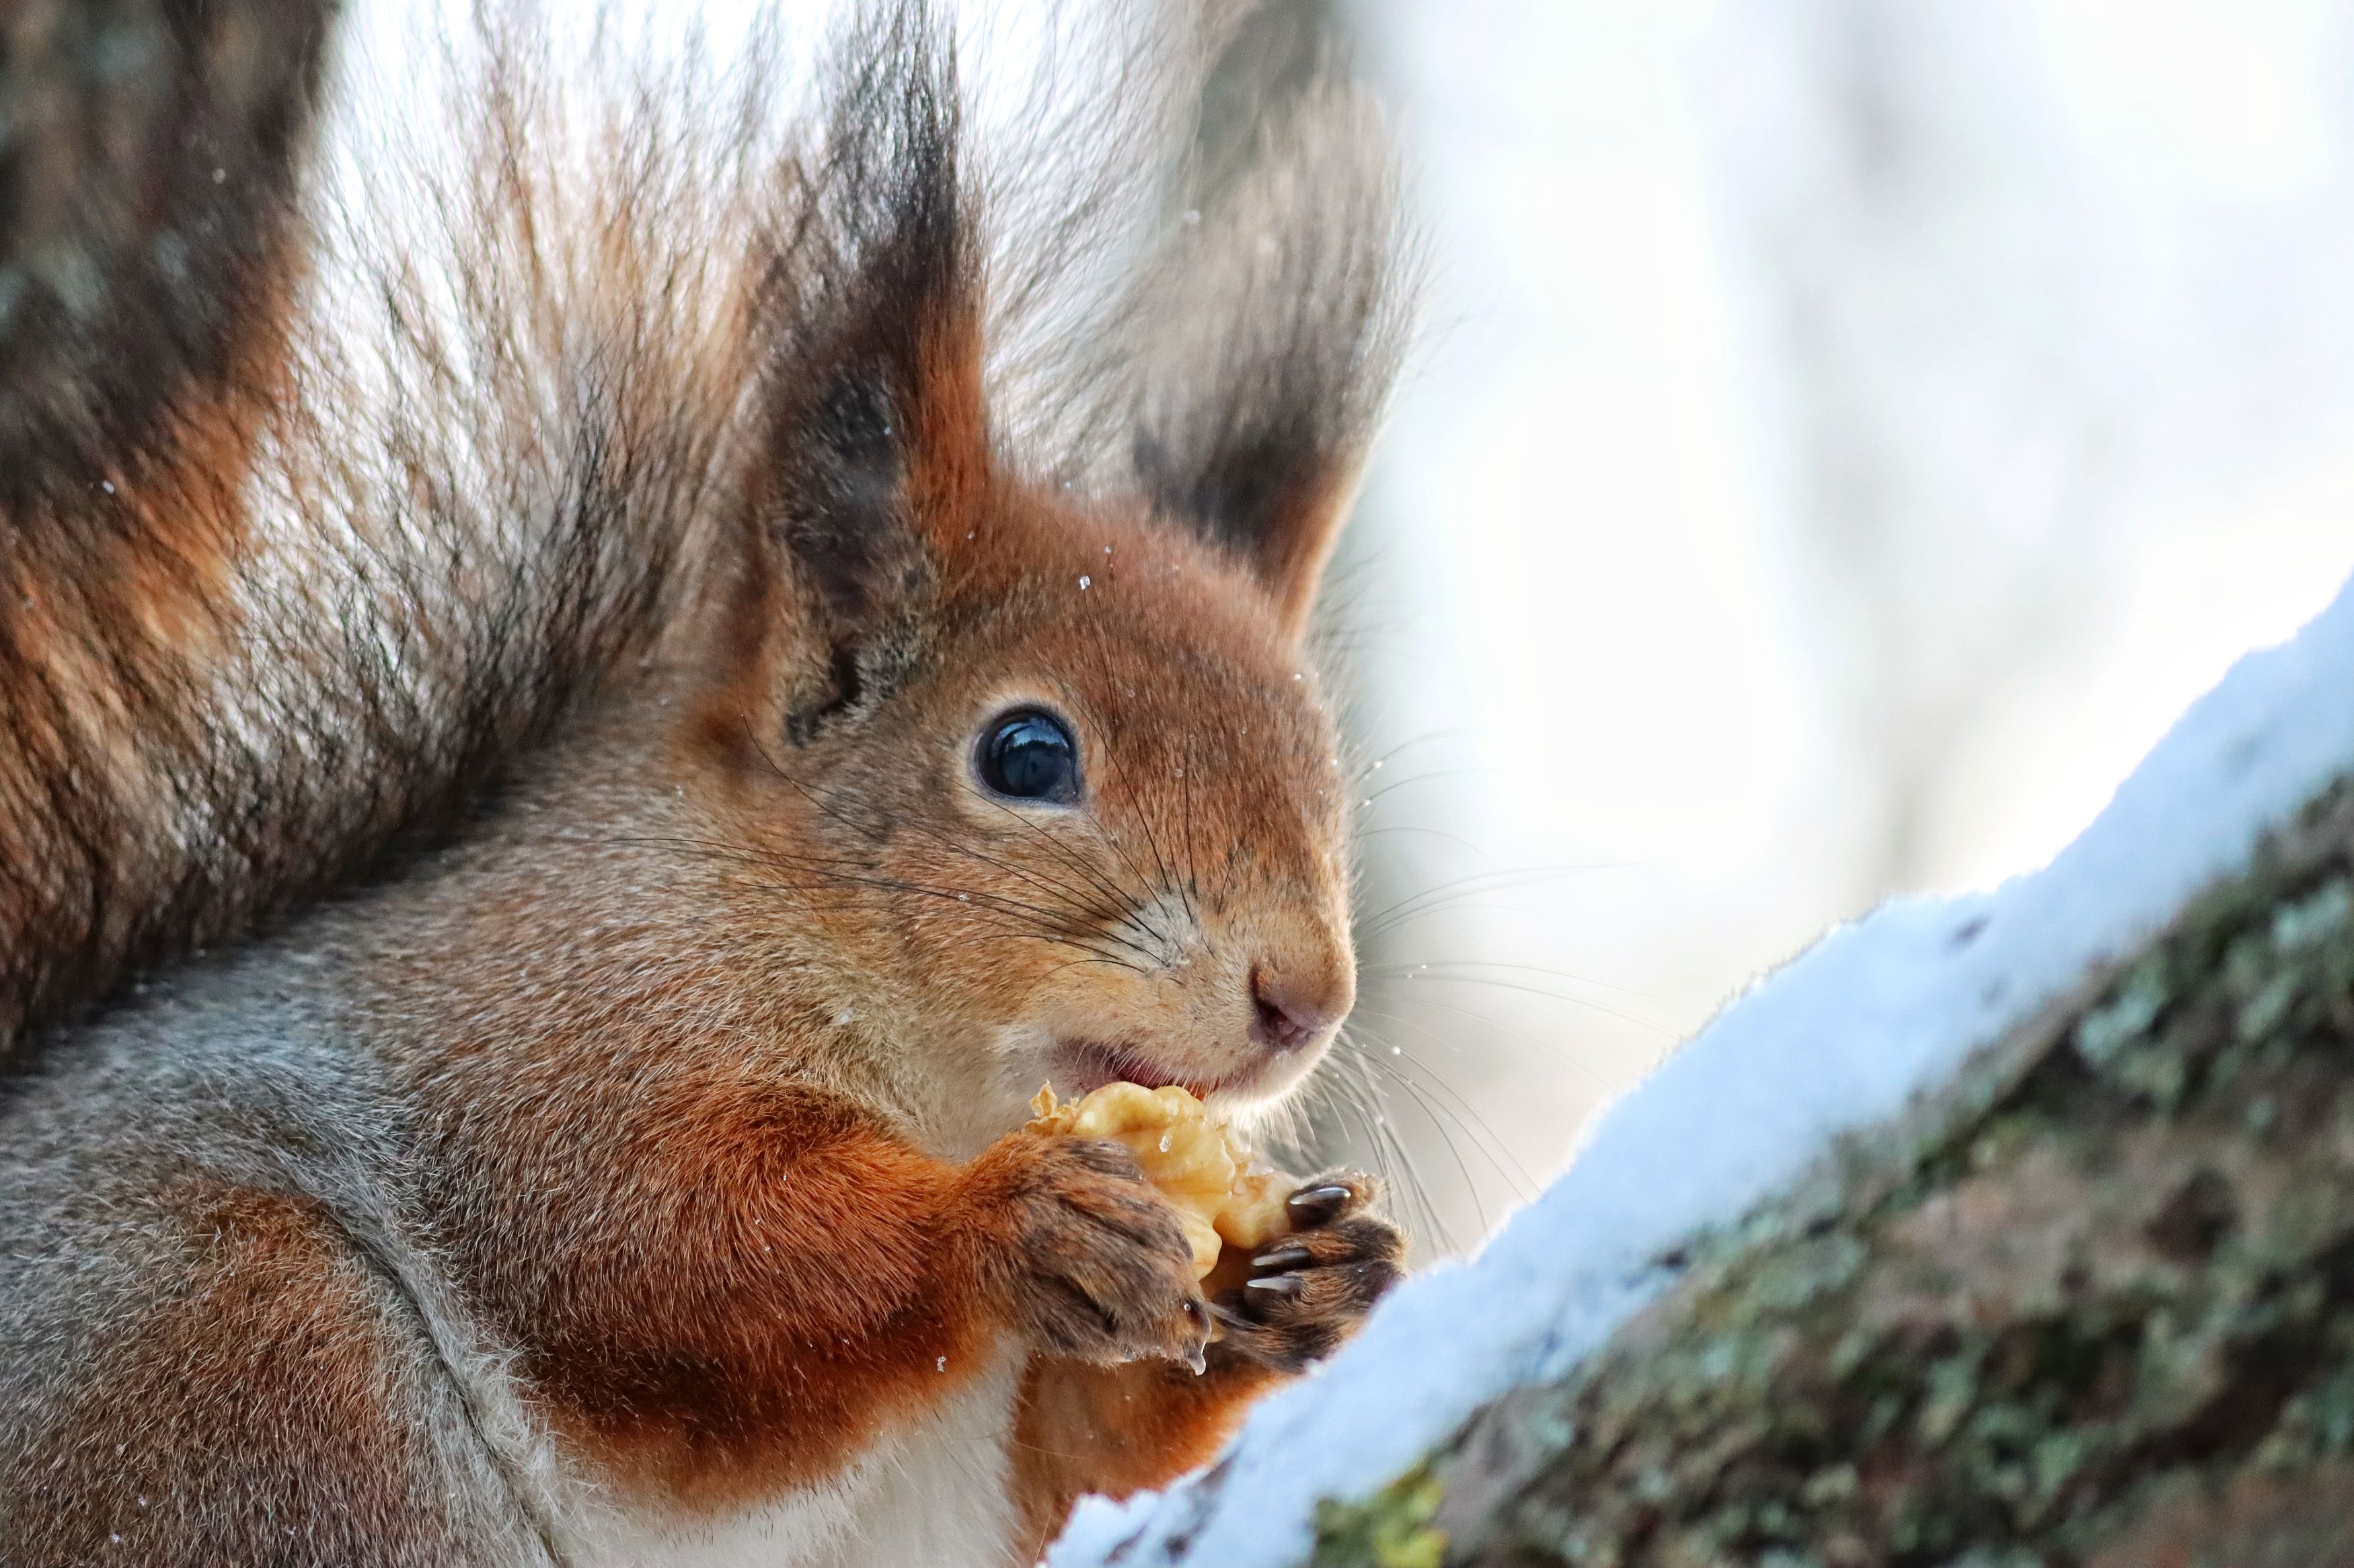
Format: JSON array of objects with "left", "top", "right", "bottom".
[{"left": 1330, "top": 0, "right": 2354, "bottom": 1257}]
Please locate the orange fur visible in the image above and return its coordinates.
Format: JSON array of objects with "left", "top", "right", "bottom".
[
  {"left": 1011, "top": 1353, "right": 1285, "bottom": 1557},
  {"left": 0, "top": 280, "right": 285, "bottom": 1048},
  {"left": 0, "top": 0, "right": 326, "bottom": 1060},
  {"left": 453, "top": 1071, "right": 1010, "bottom": 1507}
]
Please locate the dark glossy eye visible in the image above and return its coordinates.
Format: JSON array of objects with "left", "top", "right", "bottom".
[{"left": 976, "top": 709, "right": 1081, "bottom": 803}]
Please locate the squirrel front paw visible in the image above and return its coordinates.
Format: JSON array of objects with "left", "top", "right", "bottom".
[
  {"left": 983, "top": 1132, "right": 1213, "bottom": 1369},
  {"left": 1208, "top": 1173, "right": 1403, "bottom": 1373}
]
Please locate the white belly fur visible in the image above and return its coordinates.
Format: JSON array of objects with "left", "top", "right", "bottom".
[{"left": 564, "top": 1347, "right": 1028, "bottom": 1568}]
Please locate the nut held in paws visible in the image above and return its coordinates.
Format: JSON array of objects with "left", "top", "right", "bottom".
[{"left": 1026, "top": 1082, "right": 1295, "bottom": 1279}]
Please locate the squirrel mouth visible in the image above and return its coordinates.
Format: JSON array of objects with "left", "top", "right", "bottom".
[{"left": 1055, "top": 1040, "right": 1244, "bottom": 1102}]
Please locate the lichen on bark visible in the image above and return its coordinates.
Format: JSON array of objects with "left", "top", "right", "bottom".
[{"left": 1316, "top": 781, "right": 2354, "bottom": 1568}]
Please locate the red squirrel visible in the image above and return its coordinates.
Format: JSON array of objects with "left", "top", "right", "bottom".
[{"left": 0, "top": 1, "right": 1415, "bottom": 1563}]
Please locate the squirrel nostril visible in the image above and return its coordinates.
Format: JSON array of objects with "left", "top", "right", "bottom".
[
  {"left": 1250, "top": 966, "right": 1334, "bottom": 1052},
  {"left": 1252, "top": 989, "right": 1299, "bottom": 1048}
]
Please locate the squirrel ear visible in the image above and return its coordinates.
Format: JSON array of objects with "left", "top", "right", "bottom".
[
  {"left": 1119, "top": 83, "right": 1415, "bottom": 642},
  {"left": 751, "top": 7, "right": 987, "bottom": 738}
]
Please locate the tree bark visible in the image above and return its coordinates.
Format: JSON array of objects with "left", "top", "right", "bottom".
[{"left": 1312, "top": 781, "right": 2354, "bottom": 1567}]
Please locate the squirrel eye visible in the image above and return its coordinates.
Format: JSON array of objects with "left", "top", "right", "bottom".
[{"left": 976, "top": 709, "right": 1081, "bottom": 803}]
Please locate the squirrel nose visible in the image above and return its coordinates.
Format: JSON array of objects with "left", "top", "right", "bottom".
[{"left": 1250, "top": 963, "right": 1349, "bottom": 1052}]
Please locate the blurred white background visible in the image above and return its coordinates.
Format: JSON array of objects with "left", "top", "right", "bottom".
[{"left": 1324, "top": 0, "right": 2354, "bottom": 1253}]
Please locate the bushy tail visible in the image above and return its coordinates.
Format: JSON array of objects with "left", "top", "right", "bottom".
[{"left": 0, "top": 0, "right": 750, "bottom": 1063}]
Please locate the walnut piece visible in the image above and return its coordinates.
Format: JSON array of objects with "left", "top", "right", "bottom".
[{"left": 1027, "top": 1082, "right": 1294, "bottom": 1279}]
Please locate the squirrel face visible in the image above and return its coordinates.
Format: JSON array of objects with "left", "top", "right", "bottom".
[
  {"left": 693, "top": 481, "right": 1355, "bottom": 1141},
  {"left": 638, "top": 83, "right": 1400, "bottom": 1149}
]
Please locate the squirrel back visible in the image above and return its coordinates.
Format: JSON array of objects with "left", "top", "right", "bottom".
[{"left": 0, "top": 1, "right": 1415, "bottom": 1561}]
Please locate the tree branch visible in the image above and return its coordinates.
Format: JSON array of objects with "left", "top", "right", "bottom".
[{"left": 1317, "top": 780, "right": 2354, "bottom": 1567}]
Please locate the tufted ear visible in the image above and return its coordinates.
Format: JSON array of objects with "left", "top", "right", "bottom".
[
  {"left": 1119, "top": 79, "right": 1415, "bottom": 641},
  {"left": 750, "top": 3, "right": 989, "bottom": 740}
]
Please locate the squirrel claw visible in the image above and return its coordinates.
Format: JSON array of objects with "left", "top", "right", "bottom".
[
  {"left": 1178, "top": 1294, "right": 1212, "bottom": 1373},
  {"left": 1285, "top": 1183, "right": 1356, "bottom": 1227},
  {"left": 1207, "top": 1173, "right": 1404, "bottom": 1374}
]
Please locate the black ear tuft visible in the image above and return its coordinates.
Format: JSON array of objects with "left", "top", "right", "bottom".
[
  {"left": 1115, "top": 56, "right": 1418, "bottom": 640},
  {"left": 752, "top": 0, "right": 988, "bottom": 736}
]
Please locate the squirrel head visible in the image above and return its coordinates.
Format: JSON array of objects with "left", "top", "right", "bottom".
[
  {"left": 699, "top": 482, "right": 1358, "bottom": 1134},
  {"left": 634, "top": 11, "right": 1410, "bottom": 1145}
]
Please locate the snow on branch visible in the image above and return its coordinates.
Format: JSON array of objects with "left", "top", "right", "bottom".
[{"left": 1053, "top": 573, "right": 2354, "bottom": 1567}]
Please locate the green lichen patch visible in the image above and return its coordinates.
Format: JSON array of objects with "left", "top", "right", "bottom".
[
  {"left": 1315, "top": 1464, "right": 1449, "bottom": 1568},
  {"left": 1313, "top": 784, "right": 2354, "bottom": 1568}
]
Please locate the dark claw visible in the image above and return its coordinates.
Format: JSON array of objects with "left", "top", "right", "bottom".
[
  {"left": 1168, "top": 1294, "right": 1212, "bottom": 1372},
  {"left": 1287, "top": 1183, "right": 1355, "bottom": 1227},
  {"left": 1207, "top": 1173, "right": 1399, "bottom": 1372}
]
